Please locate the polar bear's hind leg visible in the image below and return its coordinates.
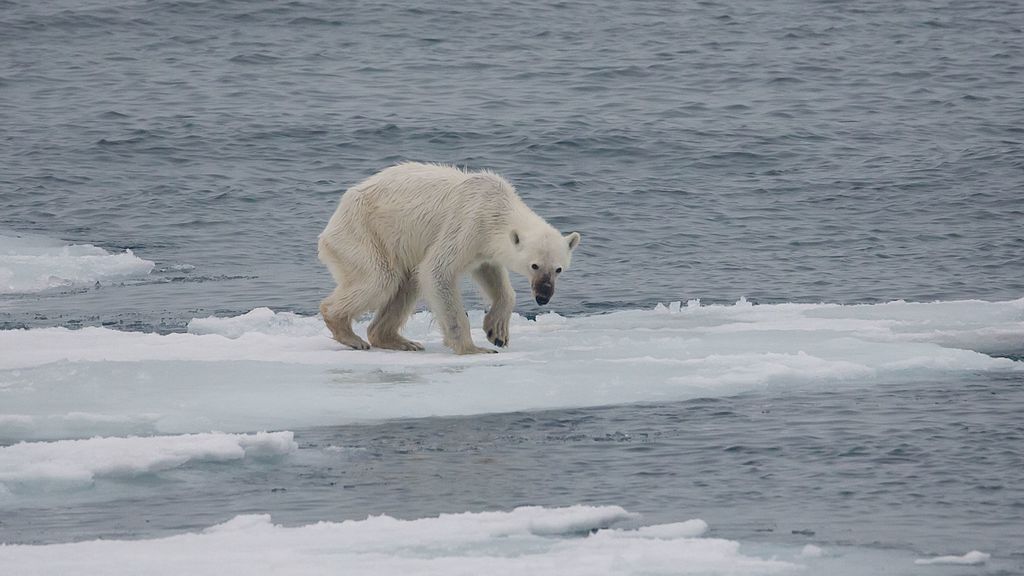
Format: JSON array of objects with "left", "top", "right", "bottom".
[
  {"left": 368, "top": 275, "right": 424, "bottom": 351},
  {"left": 318, "top": 234, "right": 401, "bottom": 350},
  {"left": 320, "top": 283, "right": 377, "bottom": 350}
]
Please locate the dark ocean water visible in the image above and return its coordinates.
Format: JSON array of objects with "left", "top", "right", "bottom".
[
  {"left": 2, "top": 0, "right": 1023, "bottom": 330},
  {"left": 6, "top": 377, "right": 1024, "bottom": 564},
  {"left": 2, "top": 0, "right": 1023, "bottom": 572}
]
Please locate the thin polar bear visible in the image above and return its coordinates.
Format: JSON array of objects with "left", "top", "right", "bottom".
[{"left": 317, "top": 162, "right": 581, "bottom": 355}]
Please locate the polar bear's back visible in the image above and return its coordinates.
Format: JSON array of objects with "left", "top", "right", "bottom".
[
  {"left": 351, "top": 162, "right": 514, "bottom": 209},
  {"left": 319, "top": 163, "right": 520, "bottom": 276}
]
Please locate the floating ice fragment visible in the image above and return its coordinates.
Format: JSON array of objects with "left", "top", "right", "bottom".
[
  {"left": 0, "top": 507, "right": 801, "bottom": 576},
  {"left": 522, "top": 504, "right": 638, "bottom": 535},
  {"left": 914, "top": 550, "right": 990, "bottom": 565},
  {"left": 800, "top": 544, "right": 824, "bottom": 558},
  {"left": 1, "top": 299, "right": 1021, "bottom": 440},
  {"left": 0, "top": 232, "right": 154, "bottom": 294},
  {"left": 0, "top": 431, "right": 296, "bottom": 491}
]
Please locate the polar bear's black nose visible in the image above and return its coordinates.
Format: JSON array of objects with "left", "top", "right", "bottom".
[{"left": 533, "top": 277, "right": 554, "bottom": 306}]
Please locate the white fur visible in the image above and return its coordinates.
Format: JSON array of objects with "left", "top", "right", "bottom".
[{"left": 318, "top": 163, "right": 580, "bottom": 354}]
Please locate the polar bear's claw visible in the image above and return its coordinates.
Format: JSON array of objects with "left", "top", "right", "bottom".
[
  {"left": 483, "top": 312, "right": 510, "bottom": 348},
  {"left": 371, "top": 336, "right": 424, "bottom": 351},
  {"left": 454, "top": 344, "right": 499, "bottom": 355},
  {"left": 341, "top": 337, "right": 370, "bottom": 350}
]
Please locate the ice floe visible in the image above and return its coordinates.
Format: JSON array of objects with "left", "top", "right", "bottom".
[
  {"left": 0, "top": 231, "right": 154, "bottom": 294},
  {"left": 1, "top": 299, "right": 1021, "bottom": 440},
  {"left": 0, "top": 506, "right": 808, "bottom": 576},
  {"left": 0, "top": 431, "right": 295, "bottom": 492},
  {"left": 914, "top": 550, "right": 990, "bottom": 566}
]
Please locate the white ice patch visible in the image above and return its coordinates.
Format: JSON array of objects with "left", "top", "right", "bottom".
[
  {"left": 0, "top": 231, "right": 154, "bottom": 294},
  {"left": 0, "top": 506, "right": 805, "bottom": 576},
  {"left": 0, "top": 431, "right": 295, "bottom": 491},
  {"left": 187, "top": 307, "right": 319, "bottom": 339},
  {"left": 914, "top": 550, "right": 990, "bottom": 566},
  {"left": 800, "top": 544, "right": 825, "bottom": 558},
  {"left": 0, "top": 299, "right": 1021, "bottom": 439}
]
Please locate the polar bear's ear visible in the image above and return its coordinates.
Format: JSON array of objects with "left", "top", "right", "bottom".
[
  {"left": 565, "top": 231, "right": 581, "bottom": 251},
  {"left": 510, "top": 230, "right": 521, "bottom": 247}
]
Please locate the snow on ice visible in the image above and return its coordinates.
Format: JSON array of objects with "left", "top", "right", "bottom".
[
  {"left": 1, "top": 299, "right": 1021, "bottom": 440},
  {"left": 0, "top": 506, "right": 806, "bottom": 576},
  {"left": 1, "top": 237, "right": 1019, "bottom": 574}
]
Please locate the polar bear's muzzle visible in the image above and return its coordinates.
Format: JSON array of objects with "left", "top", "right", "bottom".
[{"left": 533, "top": 276, "right": 554, "bottom": 306}]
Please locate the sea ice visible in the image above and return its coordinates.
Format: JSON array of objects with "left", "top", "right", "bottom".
[
  {"left": 0, "top": 431, "right": 295, "bottom": 492},
  {"left": 914, "top": 550, "right": 990, "bottom": 565},
  {"left": 0, "top": 232, "right": 154, "bottom": 294},
  {"left": 1, "top": 299, "right": 1021, "bottom": 440},
  {"left": 0, "top": 506, "right": 803, "bottom": 576},
  {"left": 800, "top": 544, "right": 825, "bottom": 558}
]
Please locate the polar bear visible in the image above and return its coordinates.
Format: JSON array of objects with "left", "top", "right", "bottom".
[{"left": 317, "top": 162, "right": 581, "bottom": 354}]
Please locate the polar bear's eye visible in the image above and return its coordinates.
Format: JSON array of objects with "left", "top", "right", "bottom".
[
  {"left": 531, "top": 264, "right": 539, "bottom": 270},
  {"left": 556, "top": 268, "right": 562, "bottom": 274}
]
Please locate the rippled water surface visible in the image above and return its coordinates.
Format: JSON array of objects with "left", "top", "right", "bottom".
[
  {"left": 7, "top": 376, "right": 1023, "bottom": 561},
  {"left": 2, "top": 0, "right": 1023, "bottom": 572},
  {"left": 3, "top": 0, "right": 1023, "bottom": 328}
]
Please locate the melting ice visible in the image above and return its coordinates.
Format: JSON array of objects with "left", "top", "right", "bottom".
[
  {"left": 1, "top": 298, "right": 1020, "bottom": 440},
  {"left": 0, "top": 504, "right": 911, "bottom": 576},
  {"left": 1, "top": 250, "right": 1020, "bottom": 574},
  {"left": 0, "top": 232, "right": 154, "bottom": 294},
  {"left": 0, "top": 431, "right": 295, "bottom": 491}
]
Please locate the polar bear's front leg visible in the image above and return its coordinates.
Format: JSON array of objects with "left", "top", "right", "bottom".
[
  {"left": 420, "top": 260, "right": 497, "bottom": 355},
  {"left": 472, "top": 262, "right": 514, "bottom": 347}
]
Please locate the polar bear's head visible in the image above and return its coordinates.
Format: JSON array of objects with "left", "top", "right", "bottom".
[{"left": 509, "top": 229, "right": 581, "bottom": 305}]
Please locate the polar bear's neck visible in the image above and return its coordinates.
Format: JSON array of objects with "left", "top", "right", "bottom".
[
  {"left": 486, "top": 196, "right": 560, "bottom": 269},
  {"left": 507, "top": 196, "right": 550, "bottom": 233}
]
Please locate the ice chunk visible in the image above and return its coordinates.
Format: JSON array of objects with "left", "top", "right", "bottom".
[
  {"left": 0, "top": 507, "right": 801, "bottom": 576},
  {"left": 0, "top": 431, "right": 295, "bottom": 491},
  {"left": 520, "top": 504, "right": 639, "bottom": 535},
  {"left": 0, "top": 299, "right": 1021, "bottom": 439},
  {"left": 914, "top": 550, "right": 990, "bottom": 565},
  {"left": 188, "top": 307, "right": 325, "bottom": 339},
  {"left": 800, "top": 544, "right": 825, "bottom": 558},
  {"left": 0, "top": 231, "right": 154, "bottom": 294}
]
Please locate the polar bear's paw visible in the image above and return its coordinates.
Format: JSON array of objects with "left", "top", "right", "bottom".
[
  {"left": 337, "top": 336, "right": 371, "bottom": 350},
  {"left": 370, "top": 335, "right": 425, "bottom": 352},
  {"left": 456, "top": 344, "right": 499, "bottom": 355},
  {"left": 447, "top": 335, "right": 499, "bottom": 355},
  {"left": 483, "top": 312, "right": 510, "bottom": 348}
]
